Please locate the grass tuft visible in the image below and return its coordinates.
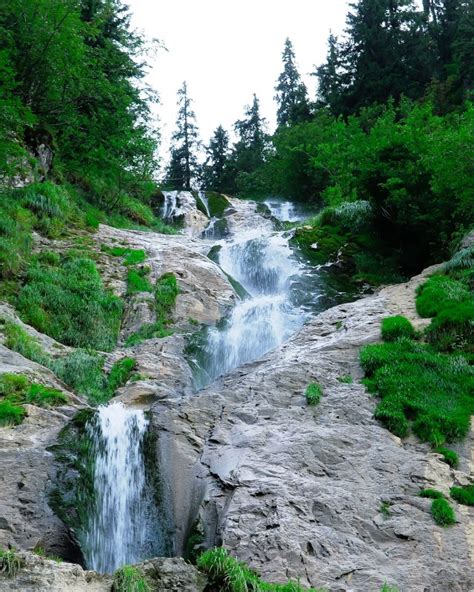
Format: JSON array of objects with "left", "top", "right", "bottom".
[
  {"left": 113, "top": 565, "right": 151, "bottom": 592},
  {"left": 431, "top": 498, "right": 456, "bottom": 526},
  {"left": 381, "top": 315, "right": 415, "bottom": 342},
  {"left": 434, "top": 447, "right": 459, "bottom": 468},
  {"left": 419, "top": 489, "right": 444, "bottom": 499},
  {"left": 305, "top": 383, "right": 323, "bottom": 406},
  {"left": 0, "top": 548, "right": 23, "bottom": 577},
  {"left": 450, "top": 484, "right": 474, "bottom": 506}
]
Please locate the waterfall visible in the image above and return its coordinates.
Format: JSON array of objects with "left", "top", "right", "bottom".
[
  {"left": 83, "top": 402, "right": 162, "bottom": 574},
  {"left": 198, "top": 190, "right": 211, "bottom": 218},
  {"left": 161, "top": 191, "right": 181, "bottom": 220}
]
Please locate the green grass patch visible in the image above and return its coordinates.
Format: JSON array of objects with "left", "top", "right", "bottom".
[
  {"left": 419, "top": 489, "right": 444, "bottom": 499},
  {"left": 1, "top": 319, "right": 51, "bottom": 367},
  {"left": 33, "top": 546, "right": 63, "bottom": 563},
  {"left": 25, "top": 384, "right": 68, "bottom": 407},
  {"left": 113, "top": 565, "right": 151, "bottom": 592},
  {"left": 0, "top": 400, "right": 26, "bottom": 427},
  {"left": 450, "top": 484, "right": 474, "bottom": 506},
  {"left": 435, "top": 447, "right": 459, "bottom": 468},
  {"left": 431, "top": 498, "right": 456, "bottom": 526},
  {"left": 381, "top": 315, "right": 415, "bottom": 342},
  {"left": 107, "top": 357, "right": 137, "bottom": 394},
  {"left": 17, "top": 253, "right": 123, "bottom": 351},
  {"left": 127, "top": 268, "right": 152, "bottom": 295},
  {"left": 305, "top": 383, "right": 323, "bottom": 406},
  {"left": 425, "top": 300, "right": 474, "bottom": 352},
  {"left": 197, "top": 547, "right": 325, "bottom": 592},
  {"left": 416, "top": 275, "right": 470, "bottom": 319},
  {"left": 379, "top": 501, "right": 391, "bottom": 517},
  {"left": 0, "top": 548, "right": 23, "bottom": 577},
  {"left": 337, "top": 375, "right": 353, "bottom": 384},
  {"left": 52, "top": 350, "right": 106, "bottom": 404},
  {"left": 360, "top": 338, "right": 473, "bottom": 444},
  {"left": 125, "top": 322, "right": 173, "bottom": 347}
]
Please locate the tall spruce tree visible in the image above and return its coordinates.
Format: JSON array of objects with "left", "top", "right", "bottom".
[
  {"left": 274, "top": 38, "right": 311, "bottom": 126},
  {"left": 166, "top": 81, "right": 199, "bottom": 190},
  {"left": 201, "top": 125, "right": 232, "bottom": 191},
  {"left": 315, "top": 33, "right": 346, "bottom": 114},
  {"left": 232, "top": 94, "right": 268, "bottom": 173}
]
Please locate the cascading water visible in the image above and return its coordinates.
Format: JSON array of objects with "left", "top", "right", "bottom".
[
  {"left": 198, "top": 190, "right": 211, "bottom": 218},
  {"left": 161, "top": 190, "right": 181, "bottom": 220},
  {"left": 83, "top": 402, "right": 167, "bottom": 573}
]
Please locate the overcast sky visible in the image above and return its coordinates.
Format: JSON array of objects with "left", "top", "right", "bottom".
[{"left": 127, "top": 0, "right": 351, "bottom": 160}]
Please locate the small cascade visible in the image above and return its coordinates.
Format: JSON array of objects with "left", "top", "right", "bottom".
[
  {"left": 263, "top": 198, "right": 311, "bottom": 223},
  {"left": 83, "top": 402, "right": 166, "bottom": 573},
  {"left": 161, "top": 190, "right": 182, "bottom": 220},
  {"left": 198, "top": 190, "right": 211, "bottom": 218}
]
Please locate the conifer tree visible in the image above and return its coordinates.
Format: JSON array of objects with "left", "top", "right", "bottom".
[
  {"left": 166, "top": 81, "right": 200, "bottom": 190},
  {"left": 274, "top": 38, "right": 311, "bottom": 126},
  {"left": 233, "top": 94, "right": 268, "bottom": 170},
  {"left": 201, "top": 125, "right": 232, "bottom": 192},
  {"left": 315, "top": 33, "right": 346, "bottom": 114}
]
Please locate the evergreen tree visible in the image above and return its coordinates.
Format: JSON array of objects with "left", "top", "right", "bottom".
[
  {"left": 315, "top": 33, "right": 346, "bottom": 114},
  {"left": 166, "top": 81, "right": 200, "bottom": 190},
  {"left": 201, "top": 125, "right": 233, "bottom": 192},
  {"left": 274, "top": 38, "right": 311, "bottom": 126}
]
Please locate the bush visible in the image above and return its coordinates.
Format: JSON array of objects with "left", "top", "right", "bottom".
[
  {"left": 419, "top": 489, "right": 444, "bottom": 499},
  {"left": 53, "top": 350, "right": 106, "bottom": 404},
  {"left": 416, "top": 275, "right": 470, "bottom": 319},
  {"left": 127, "top": 269, "right": 152, "bottom": 295},
  {"left": 435, "top": 447, "right": 459, "bottom": 468},
  {"left": 305, "top": 383, "right": 322, "bottom": 406},
  {"left": 107, "top": 358, "right": 136, "bottom": 394},
  {"left": 381, "top": 316, "right": 415, "bottom": 342},
  {"left": 450, "top": 484, "right": 474, "bottom": 506},
  {"left": 0, "top": 548, "right": 23, "bottom": 577},
  {"left": 360, "top": 340, "right": 473, "bottom": 445},
  {"left": 431, "top": 498, "right": 456, "bottom": 526},
  {"left": 443, "top": 247, "right": 474, "bottom": 274},
  {"left": 113, "top": 566, "right": 151, "bottom": 592},
  {"left": 17, "top": 254, "right": 123, "bottom": 351},
  {"left": 124, "top": 250, "right": 146, "bottom": 266},
  {"left": 0, "top": 400, "right": 26, "bottom": 426},
  {"left": 197, "top": 547, "right": 324, "bottom": 592}
]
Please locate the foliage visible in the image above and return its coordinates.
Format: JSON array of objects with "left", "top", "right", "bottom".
[
  {"left": 337, "top": 375, "right": 353, "bottom": 384},
  {"left": 435, "top": 447, "right": 459, "bottom": 469},
  {"left": 127, "top": 268, "right": 152, "bottom": 295},
  {"left": 155, "top": 273, "right": 179, "bottom": 321},
  {"left": 107, "top": 357, "right": 137, "bottom": 395},
  {"left": 416, "top": 275, "right": 470, "bottom": 318},
  {"left": 201, "top": 127, "right": 234, "bottom": 192},
  {"left": 0, "top": 548, "right": 23, "bottom": 577},
  {"left": 32, "top": 547, "right": 63, "bottom": 563},
  {"left": 0, "top": 319, "right": 50, "bottom": 367},
  {"left": 25, "top": 384, "right": 68, "bottom": 407},
  {"left": 425, "top": 300, "right": 474, "bottom": 352},
  {"left": 275, "top": 38, "right": 311, "bottom": 127},
  {"left": 450, "top": 484, "right": 474, "bottom": 506},
  {"left": 0, "top": 400, "right": 26, "bottom": 427},
  {"left": 17, "top": 254, "right": 123, "bottom": 351},
  {"left": 360, "top": 338, "right": 473, "bottom": 444},
  {"left": 431, "top": 498, "right": 456, "bottom": 526},
  {"left": 52, "top": 350, "right": 106, "bottom": 404},
  {"left": 197, "top": 547, "right": 325, "bottom": 592},
  {"left": 305, "top": 383, "right": 323, "bottom": 406},
  {"left": 419, "top": 489, "right": 444, "bottom": 499},
  {"left": 381, "top": 316, "right": 415, "bottom": 342},
  {"left": 443, "top": 247, "right": 474, "bottom": 274},
  {"left": 379, "top": 501, "right": 391, "bottom": 517},
  {"left": 125, "top": 322, "right": 173, "bottom": 347},
  {"left": 113, "top": 566, "right": 151, "bottom": 592}
]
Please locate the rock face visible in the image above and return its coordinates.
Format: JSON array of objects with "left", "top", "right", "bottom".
[
  {"left": 150, "top": 266, "right": 474, "bottom": 592},
  {"left": 0, "top": 552, "right": 206, "bottom": 592}
]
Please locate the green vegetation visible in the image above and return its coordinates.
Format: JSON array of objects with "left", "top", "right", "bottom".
[
  {"left": 431, "top": 498, "right": 456, "bottom": 527},
  {"left": 101, "top": 246, "right": 147, "bottom": 266},
  {"left": 33, "top": 546, "right": 63, "bottom": 563},
  {"left": 305, "top": 383, "right": 322, "bottom": 406},
  {"left": 337, "top": 375, "right": 353, "bottom": 384},
  {"left": 0, "top": 400, "right": 26, "bottom": 427},
  {"left": 416, "top": 275, "right": 470, "bottom": 319},
  {"left": 381, "top": 316, "right": 415, "bottom": 342},
  {"left": 17, "top": 254, "right": 123, "bottom": 351},
  {"left": 419, "top": 489, "right": 444, "bottom": 500},
  {"left": 197, "top": 547, "right": 325, "bottom": 592},
  {"left": 125, "top": 322, "right": 173, "bottom": 346},
  {"left": 450, "top": 485, "right": 474, "bottom": 506},
  {"left": 113, "top": 566, "right": 151, "bottom": 592},
  {"left": 379, "top": 501, "right": 391, "bottom": 517},
  {"left": 0, "top": 548, "right": 23, "bottom": 577},
  {"left": 107, "top": 358, "right": 137, "bottom": 395},
  {"left": 435, "top": 447, "right": 459, "bottom": 469},
  {"left": 25, "top": 384, "right": 68, "bottom": 407},
  {"left": 1, "top": 319, "right": 50, "bottom": 366},
  {"left": 127, "top": 269, "right": 153, "bottom": 295},
  {"left": 380, "top": 585, "right": 399, "bottom": 592}
]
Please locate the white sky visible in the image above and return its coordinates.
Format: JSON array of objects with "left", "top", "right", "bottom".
[{"left": 127, "top": 0, "right": 351, "bottom": 162}]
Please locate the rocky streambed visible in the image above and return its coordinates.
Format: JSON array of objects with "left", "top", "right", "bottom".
[{"left": 0, "top": 194, "right": 472, "bottom": 591}]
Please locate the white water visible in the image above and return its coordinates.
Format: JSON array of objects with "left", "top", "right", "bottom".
[
  {"left": 195, "top": 210, "right": 308, "bottom": 386},
  {"left": 263, "top": 199, "right": 304, "bottom": 222},
  {"left": 161, "top": 190, "right": 181, "bottom": 220},
  {"left": 84, "top": 402, "right": 153, "bottom": 573},
  {"left": 198, "top": 190, "right": 211, "bottom": 218}
]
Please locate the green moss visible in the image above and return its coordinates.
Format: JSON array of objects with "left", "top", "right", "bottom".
[
  {"left": 205, "top": 192, "right": 230, "bottom": 218},
  {"left": 113, "top": 565, "right": 151, "bottom": 592},
  {"left": 435, "top": 447, "right": 459, "bottom": 468},
  {"left": 381, "top": 316, "right": 415, "bottom": 342},
  {"left": 197, "top": 547, "right": 325, "bottom": 592},
  {"left": 0, "top": 400, "right": 26, "bottom": 426},
  {"left": 450, "top": 484, "right": 474, "bottom": 506},
  {"left": 107, "top": 357, "right": 137, "bottom": 394},
  {"left": 431, "top": 498, "right": 456, "bottom": 526},
  {"left": 425, "top": 300, "right": 474, "bottom": 352},
  {"left": 155, "top": 273, "right": 179, "bottom": 320},
  {"left": 419, "top": 489, "right": 444, "bottom": 499},
  {"left": 17, "top": 254, "right": 123, "bottom": 351},
  {"left": 305, "top": 383, "right": 322, "bottom": 406},
  {"left": 0, "top": 548, "right": 23, "bottom": 577}
]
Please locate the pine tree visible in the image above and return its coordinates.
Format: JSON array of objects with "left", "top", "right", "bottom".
[
  {"left": 315, "top": 33, "right": 346, "bottom": 114},
  {"left": 232, "top": 94, "right": 268, "bottom": 173},
  {"left": 274, "top": 38, "right": 311, "bottom": 126},
  {"left": 166, "top": 81, "right": 200, "bottom": 190},
  {"left": 201, "top": 125, "right": 232, "bottom": 192}
]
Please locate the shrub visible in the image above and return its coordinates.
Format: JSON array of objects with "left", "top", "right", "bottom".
[
  {"left": 107, "top": 358, "right": 136, "bottom": 394},
  {"left": 435, "top": 447, "right": 459, "bottom": 468},
  {"left": 305, "top": 383, "right": 322, "bottom": 406},
  {"left": 197, "top": 547, "right": 324, "bottom": 592},
  {"left": 381, "top": 316, "right": 415, "bottom": 342},
  {"left": 431, "top": 498, "right": 456, "bottom": 526},
  {"left": 127, "top": 269, "right": 152, "bottom": 295},
  {"left": 450, "top": 484, "right": 474, "bottom": 506},
  {"left": 380, "top": 585, "right": 399, "bottom": 592},
  {"left": 443, "top": 246, "right": 474, "bottom": 274},
  {"left": 117, "top": 196, "right": 155, "bottom": 227},
  {"left": 425, "top": 300, "right": 474, "bottom": 352},
  {"left": 0, "top": 400, "right": 26, "bottom": 426},
  {"left": 0, "top": 548, "right": 23, "bottom": 577},
  {"left": 1, "top": 319, "right": 51, "bottom": 367},
  {"left": 17, "top": 254, "right": 123, "bottom": 351},
  {"left": 361, "top": 340, "right": 473, "bottom": 445},
  {"left": 113, "top": 565, "right": 151, "bottom": 592},
  {"left": 416, "top": 275, "right": 470, "bottom": 318},
  {"left": 52, "top": 350, "right": 106, "bottom": 404},
  {"left": 419, "top": 489, "right": 444, "bottom": 499},
  {"left": 25, "top": 384, "right": 68, "bottom": 407}
]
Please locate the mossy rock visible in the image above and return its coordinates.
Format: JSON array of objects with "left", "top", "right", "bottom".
[{"left": 206, "top": 192, "right": 230, "bottom": 218}]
